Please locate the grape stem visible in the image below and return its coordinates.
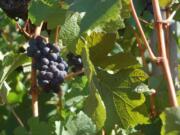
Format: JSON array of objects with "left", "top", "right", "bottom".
[
  {"left": 133, "top": 31, "right": 147, "bottom": 67},
  {"left": 129, "top": 0, "right": 162, "bottom": 63},
  {"left": 11, "top": 107, "right": 24, "bottom": 127},
  {"left": 101, "top": 129, "right": 105, "bottom": 135},
  {"left": 55, "top": 25, "right": 60, "bottom": 44},
  {"left": 65, "top": 69, "right": 84, "bottom": 80},
  {"left": 16, "top": 22, "right": 32, "bottom": 39},
  {"left": 30, "top": 22, "right": 44, "bottom": 117},
  {"left": 152, "top": 0, "right": 178, "bottom": 107}
]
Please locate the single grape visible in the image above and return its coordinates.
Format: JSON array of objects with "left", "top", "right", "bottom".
[
  {"left": 46, "top": 72, "right": 54, "bottom": 80},
  {"left": 41, "top": 58, "right": 49, "bottom": 65},
  {"left": 49, "top": 61, "right": 55, "bottom": 65},
  {"left": 39, "top": 70, "right": 46, "bottom": 76},
  {"left": 62, "top": 60, "right": 68, "bottom": 71},
  {"left": 50, "top": 65, "right": 59, "bottom": 74},
  {"left": 51, "top": 44, "right": 60, "bottom": 53},
  {"left": 57, "top": 63, "right": 65, "bottom": 71},
  {"left": 53, "top": 62, "right": 58, "bottom": 66},
  {"left": 36, "top": 36, "right": 43, "bottom": 44},
  {"left": 42, "top": 46, "right": 50, "bottom": 55},
  {"left": 41, "top": 65, "right": 49, "bottom": 70},
  {"left": 38, "top": 79, "right": 49, "bottom": 86},
  {"left": 61, "top": 71, "right": 67, "bottom": 77},
  {"left": 49, "top": 53, "right": 58, "bottom": 61},
  {"left": 77, "top": 57, "right": 82, "bottom": 64},
  {"left": 56, "top": 71, "right": 65, "bottom": 82}
]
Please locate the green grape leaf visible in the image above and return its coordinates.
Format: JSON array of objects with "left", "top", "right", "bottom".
[
  {"left": 82, "top": 46, "right": 106, "bottom": 131},
  {"left": 14, "top": 117, "right": 54, "bottom": 135},
  {"left": 0, "top": 53, "right": 30, "bottom": 89},
  {"left": 96, "top": 69, "right": 149, "bottom": 129},
  {"left": 60, "top": 13, "right": 81, "bottom": 53},
  {"left": 28, "top": 0, "right": 66, "bottom": 29},
  {"left": 14, "top": 127, "right": 28, "bottom": 135},
  {"left": 76, "top": 32, "right": 116, "bottom": 55},
  {"left": 70, "top": 0, "right": 126, "bottom": 33},
  {"left": 160, "top": 107, "right": 180, "bottom": 135},
  {"left": 66, "top": 111, "right": 96, "bottom": 135},
  {"left": 76, "top": 32, "right": 138, "bottom": 70}
]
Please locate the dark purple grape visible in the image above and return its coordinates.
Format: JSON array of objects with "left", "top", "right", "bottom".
[
  {"left": 49, "top": 61, "right": 55, "bottom": 65},
  {"left": 50, "top": 65, "right": 59, "bottom": 74},
  {"left": 36, "top": 36, "right": 43, "bottom": 44},
  {"left": 77, "top": 58, "right": 82, "bottom": 64},
  {"left": 57, "top": 63, "right": 65, "bottom": 71},
  {"left": 38, "top": 79, "right": 49, "bottom": 86},
  {"left": 41, "top": 65, "right": 49, "bottom": 70},
  {"left": 62, "top": 60, "right": 68, "bottom": 71},
  {"left": 57, "top": 56, "right": 63, "bottom": 63},
  {"left": 53, "top": 62, "right": 58, "bottom": 66},
  {"left": 41, "top": 58, "right": 49, "bottom": 65},
  {"left": 46, "top": 72, "right": 54, "bottom": 80},
  {"left": 56, "top": 71, "right": 65, "bottom": 82},
  {"left": 42, "top": 46, "right": 50, "bottom": 55},
  {"left": 51, "top": 44, "right": 60, "bottom": 53},
  {"left": 39, "top": 71, "right": 46, "bottom": 76},
  {"left": 49, "top": 53, "right": 58, "bottom": 61},
  {"left": 67, "top": 53, "right": 82, "bottom": 73}
]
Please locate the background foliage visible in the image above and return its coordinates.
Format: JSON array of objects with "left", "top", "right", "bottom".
[{"left": 0, "top": 0, "right": 180, "bottom": 135}]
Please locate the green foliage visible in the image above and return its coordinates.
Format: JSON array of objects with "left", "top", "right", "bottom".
[
  {"left": 14, "top": 117, "right": 55, "bottom": 135},
  {"left": 82, "top": 46, "right": 106, "bottom": 131},
  {"left": 28, "top": 0, "right": 67, "bottom": 29},
  {"left": 0, "top": 53, "right": 30, "bottom": 88},
  {"left": 60, "top": 13, "right": 81, "bottom": 53},
  {"left": 65, "top": 111, "right": 96, "bottom": 135},
  {"left": 0, "top": 0, "right": 179, "bottom": 134},
  {"left": 96, "top": 69, "right": 149, "bottom": 129},
  {"left": 70, "top": 0, "right": 126, "bottom": 33},
  {"left": 160, "top": 107, "right": 180, "bottom": 135}
]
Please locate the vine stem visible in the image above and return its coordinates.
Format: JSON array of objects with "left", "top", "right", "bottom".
[
  {"left": 164, "top": 9, "right": 170, "bottom": 63},
  {"left": 152, "top": 0, "right": 178, "bottom": 107},
  {"left": 31, "top": 22, "right": 43, "bottom": 117},
  {"left": 101, "top": 129, "right": 105, "bottom": 135},
  {"left": 65, "top": 69, "right": 84, "bottom": 80},
  {"left": 129, "top": 0, "right": 158, "bottom": 62},
  {"left": 133, "top": 31, "right": 147, "bottom": 67},
  {"left": 11, "top": 108, "right": 24, "bottom": 127},
  {"left": 55, "top": 25, "right": 60, "bottom": 44}
]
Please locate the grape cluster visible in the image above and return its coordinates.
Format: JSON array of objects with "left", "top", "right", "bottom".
[
  {"left": 67, "top": 53, "right": 83, "bottom": 73},
  {"left": 27, "top": 37, "right": 68, "bottom": 93}
]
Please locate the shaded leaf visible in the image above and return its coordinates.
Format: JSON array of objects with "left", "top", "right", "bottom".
[
  {"left": 66, "top": 111, "right": 96, "bottom": 135},
  {"left": 82, "top": 47, "right": 106, "bottom": 131},
  {"left": 28, "top": 0, "right": 66, "bottom": 29},
  {"left": 160, "top": 107, "right": 180, "bottom": 135},
  {"left": 0, "top": 53, "right": 30, "bottom": 89},
  {"left": 70, "top": 0, "right": 125, "bottom": 33}
]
